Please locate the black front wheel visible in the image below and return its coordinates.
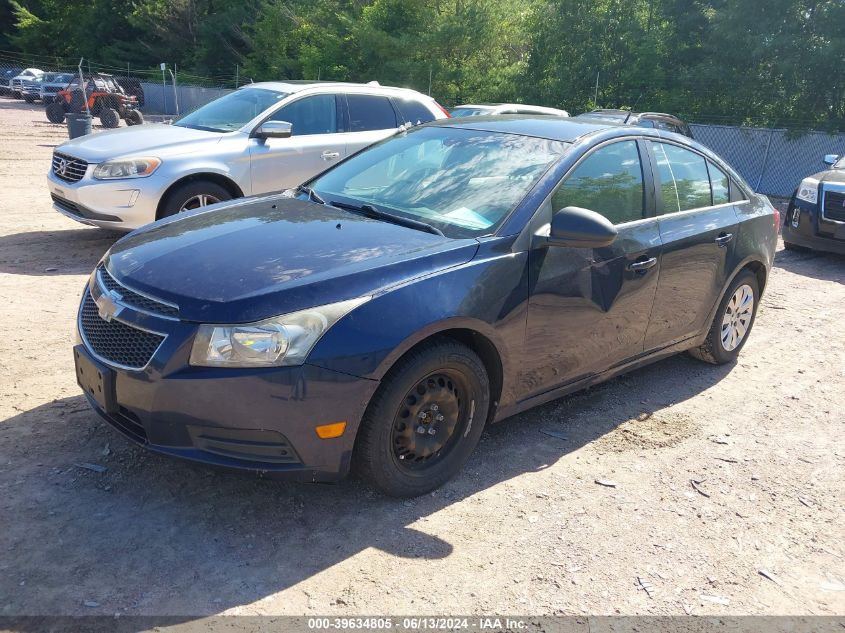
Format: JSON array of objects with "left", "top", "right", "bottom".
[{"left": 354, "top": 339, "right": 490, "bottom": 497}]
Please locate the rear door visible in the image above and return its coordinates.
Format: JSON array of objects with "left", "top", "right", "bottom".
[
  {"left": 248, "top": 93, "right": 347, "bottom": 193},
  {"left": 520, "top": 139, "right": 662, "bottom": 397},
  {"left": 643, "top": 141, "right": 740, "bottom": 350},
  {"left": 341, "top": 93, "right": 402, "bottom": 155}
]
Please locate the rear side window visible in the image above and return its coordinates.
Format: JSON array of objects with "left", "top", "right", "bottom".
[
  {"left": 709, "top": 162, "right": 730, "bottom": 204},
  {"left": 653, "top": 142, "right": 712, "bottom": 214},
  {"left": 347, "top": 94, "right": 398, "bottom": 132},
  {"left": 394, "top": 98, "right": 435, "bottom": 125},
  {"left": 551, "top": 140, "right": 645, "bottom": 225},
  {"left": 269, "top": 94, "right": 337, "bottom": 135}
]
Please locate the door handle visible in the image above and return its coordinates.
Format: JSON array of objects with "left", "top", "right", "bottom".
[
  {"left": 321, "top": 151, "right": 340, "bottom": 161},
  {"left": 627, "top": 257, "right": 657, "bottom": 273},
  {"left": 715, "top": 232, "right": 733, "bottom": 247}
]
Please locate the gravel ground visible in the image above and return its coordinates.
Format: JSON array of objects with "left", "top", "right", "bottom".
[{"left": 0, "top": 98, "right": 843, "bottom": 619}]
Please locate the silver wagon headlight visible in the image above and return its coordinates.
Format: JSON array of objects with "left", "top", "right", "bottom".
[
  {"left": 189, "top": 297, "right": 369, "bottom": 368},
  {"left": 93, "top": 157, "right": 161, "bottom": 180}
]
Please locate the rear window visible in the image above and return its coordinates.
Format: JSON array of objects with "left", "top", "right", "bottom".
[
  {"left": 347, "top": 94, "right": 398, "bottom": 132},
  {"left": 394, "top": 98, "right": 436, "bottom": 125}
]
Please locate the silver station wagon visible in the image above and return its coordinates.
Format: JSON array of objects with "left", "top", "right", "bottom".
[{"left": 47, "top": 81, "right": 448, "bottom": 231}]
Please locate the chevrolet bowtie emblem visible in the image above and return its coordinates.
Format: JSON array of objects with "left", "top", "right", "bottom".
[{"left": 95, "top": 291, "right": 123, "bottom": 322}]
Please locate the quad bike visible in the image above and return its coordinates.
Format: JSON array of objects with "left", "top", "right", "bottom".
[{"left": 45, "top": 73, "right": 143, "bottom": 128}]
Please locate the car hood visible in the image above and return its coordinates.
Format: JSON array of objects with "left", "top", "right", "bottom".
[
  {"left": 105, "top": 196, "right": 479, "bottom": 323},
  {"left": 57, "top": 124, "right": 223, "bottom": 163},
  {"left": 819, "top": 169, "right": 845, "bottom": 186}
]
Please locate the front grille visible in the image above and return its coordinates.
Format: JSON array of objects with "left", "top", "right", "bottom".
[
  {"left": 823, "top": 191, "right": 845, "bottom": 222},
  {"left": 52, "top": 151, "right": 88, "bottom": 183},
  {"left": 80, "top": 290, "right": 165, "bottom": 369},
  {"left": 98, "top": 265, "right": 179, "bottom": 318},
  {"left": 51, "top": 193, "right": 81, "bottom": 216}
]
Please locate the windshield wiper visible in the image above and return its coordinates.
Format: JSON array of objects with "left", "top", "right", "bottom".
[
  {"left": 330, "top": 200, "right": 444, "bottom": 237},
  {"left": 295, "top": 185, "right": 327, "bottom": 205}
]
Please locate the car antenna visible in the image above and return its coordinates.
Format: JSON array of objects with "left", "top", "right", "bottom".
[{"left": 624, "top": 88, "right": 645, "bottom": 124}]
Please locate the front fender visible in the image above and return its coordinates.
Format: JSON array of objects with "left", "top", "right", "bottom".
[{"left": 306, "top": 239, "right": 529, "bottom": 409}]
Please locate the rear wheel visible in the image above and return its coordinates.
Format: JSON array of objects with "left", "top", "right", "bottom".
[
  {"left": 354, "top": 340, "right": 490, "bottom": 497},
  {"left": 689, "top": 270, "right": 759, "bottom": 365},
  {"left": 158, "top": 180, "right": 233, "bottom": 219},
  {"left": 99, "top": 107, "right": 120, "bottom": 128},
  {"left": 45, "top": 102, "right": 66, "bottom": 124}
]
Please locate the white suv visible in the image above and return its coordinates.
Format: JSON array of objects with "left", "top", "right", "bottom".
[{"left": 47, "top": 81, "right": 449, "bottom": 230}]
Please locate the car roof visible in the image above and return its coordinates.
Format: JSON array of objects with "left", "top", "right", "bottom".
[
  {"left": 244, "top": 81, "right": 430, "bottom": 98},
  {"left": 428, "top": 114, "right": 619, "bottom": 142},
  {"left": 576, "top": 109, "right": 683, "bottom": 123}
]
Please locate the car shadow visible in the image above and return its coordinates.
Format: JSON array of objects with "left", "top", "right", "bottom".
[
  {"left": 773, "top": 245, "right": 845, "bottom": 284},
  {"left": 0, "top": 353, "right": 733, "bottom": 624},
  {"left": 0, "top": 229, "right": 120, "bottom": 276}
]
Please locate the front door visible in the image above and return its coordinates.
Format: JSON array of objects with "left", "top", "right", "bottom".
[
  {"left": 249, "top": 94, "right": 347, "bottom": 193},
  {"left": 643, "top": 141, "right": 740, "bottom": 350},
  {"left": 520, "top": 139, "right": 662, "bottom": 399}
]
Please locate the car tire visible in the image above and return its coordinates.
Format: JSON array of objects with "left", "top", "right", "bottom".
[
  {"left": 23, "top": 94, "right": 35, "bottom": 103},
  {"left": 354, "top": 339, "right": 490, "bottom": 497},
  {"left": 783, "top": 241, "right": 806, "bottom": 252},
  {"left": 125, "top": 109, "right": 144, "bottom": 126},
  {"left": 99, "top": 107, "right": 120, "bottom": 128},
  {"left": 45, "top": 102, "right": 66, "bottom": 124},
  {"left": 158, "top": 181, "right": 233, "bottom": 219},
  {"left": 689, "top": 269, "right": 760, "bottom": 365},
  {"left": 43, "top": 96, "right": 54, "bottom": 104}
]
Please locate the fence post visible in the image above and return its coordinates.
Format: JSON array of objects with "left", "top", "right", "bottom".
[{"left": 755, "top": 128, "right": 775, "bottom": 193}]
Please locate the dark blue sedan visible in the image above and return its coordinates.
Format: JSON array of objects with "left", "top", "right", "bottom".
[{"left": 74, "top": 116, "right": 778, "bottom": 496}]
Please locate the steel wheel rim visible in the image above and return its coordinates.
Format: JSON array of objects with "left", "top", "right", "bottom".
[
  {"left": 391, "top": 370, "right": 471, "bottom": 472},
  {"left": 720, "top": 284, "right": 754, "bottom": 352},
  {"left": 180, "top": 194, "right": 221, "bottom": 212}
]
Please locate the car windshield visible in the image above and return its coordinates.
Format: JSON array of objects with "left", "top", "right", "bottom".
[
  {"left": 309, "top": 126, "right": 567, "bottom": 238},
  {"left": 173, "top": 88, "right": 289, "bottom": 133},
  {"left": 450, "top": 107, "right": 491, "bottom": 117}
]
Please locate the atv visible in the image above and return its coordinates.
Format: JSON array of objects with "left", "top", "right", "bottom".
[{"left": 45, "top": 73, "right": 143, "bottom": 128}]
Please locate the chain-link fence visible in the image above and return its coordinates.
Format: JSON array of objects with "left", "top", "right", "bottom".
[
  {"left": 2, "top": 53, "right": 844, "bottom": 197},
  {"left": 690, "top": 124, "right": 845, "bottom": 198}
]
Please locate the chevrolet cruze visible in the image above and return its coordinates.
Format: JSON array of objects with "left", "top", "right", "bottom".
[{"left": 74, "top": 116, "right": 778, "bottom": 497}]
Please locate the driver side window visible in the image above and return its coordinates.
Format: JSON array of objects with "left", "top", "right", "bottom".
[
  {"left": 551, "top": 140, "right": 645, "bottom": 225},
  {"left": 268, "top": 94, "right": 337, "bottom": 136}
]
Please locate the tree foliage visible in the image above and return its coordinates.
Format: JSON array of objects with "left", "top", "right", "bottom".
[{"left": 2, "top": 0, "right": 843, "bottom": 129}]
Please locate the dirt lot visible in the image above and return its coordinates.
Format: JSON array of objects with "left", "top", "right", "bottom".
[{"left": 0, "top": 98, "right": 843, "bottom": 619}]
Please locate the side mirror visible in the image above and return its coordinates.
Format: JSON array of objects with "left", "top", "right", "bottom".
[
  {"left": 548, "top": 206, "right": 617, "bottom": 249},
  {"left": 824, "top": 154, "right": 839, "bottom": 167},
  {"left": 254, "top": 120, "right": 292, "bottom": 139}
]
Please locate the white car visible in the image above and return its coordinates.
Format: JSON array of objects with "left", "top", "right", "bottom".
[
  {"left": 47, "top": 81, "right": 449, "bottom": 230},
  {"left": 9, "top": 68, "right": 43, "bottom": 98},
  {"left": 450, "top": 103, "right": 570, "bottom": 117}
]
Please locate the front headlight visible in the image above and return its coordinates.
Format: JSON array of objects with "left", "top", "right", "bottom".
[
  {"left": 93, "top": 157, "right": 161, "bottom": 180},
  {"left": 189, "top": 296, "right": 370, "bottom": 368},
  {"left": 796, "top": 178, "right": 819, "bottom": 204}
]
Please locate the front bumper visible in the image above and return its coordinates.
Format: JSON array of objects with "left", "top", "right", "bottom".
[
  {"left": 47, "top": 166, "right": 166, "bottom": 231},
  {"left": 783, "top": 196, "right": 845, "bottom": 255},
  {"left": 74, "top": 275, "right": 380, "bottom": 481}
]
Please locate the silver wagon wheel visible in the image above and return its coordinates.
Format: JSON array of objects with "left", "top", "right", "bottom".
[{"left": 179, "top": 193, "right": 221, "bottom": 212}]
